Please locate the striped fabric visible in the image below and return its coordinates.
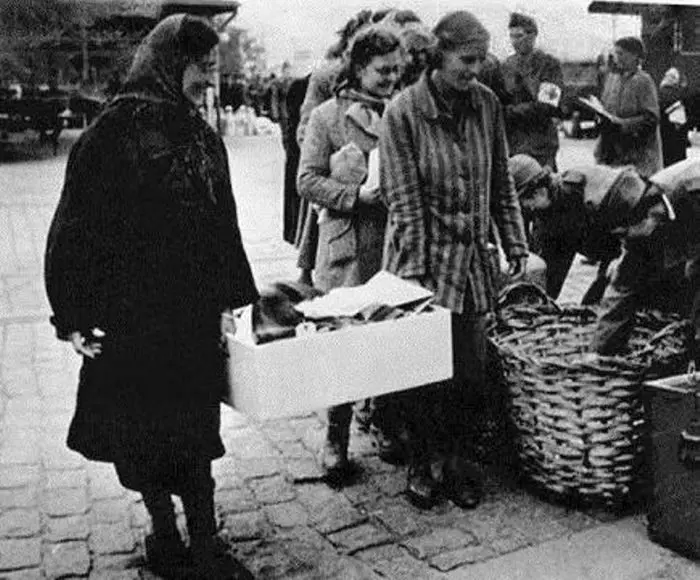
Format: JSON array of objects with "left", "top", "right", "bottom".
[{"left": 379, "top": 72, "right": 528, "bottom": 314}]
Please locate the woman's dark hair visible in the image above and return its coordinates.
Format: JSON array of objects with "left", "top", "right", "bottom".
[
  {"left": 339, "top": 25, "right": 402, "bottom": 90},
  {"left": 326, "top": 9, "right": 374, "bottom": 59},
  {"left": 372, "top": 8, "right": 421, "bottom": 25}
]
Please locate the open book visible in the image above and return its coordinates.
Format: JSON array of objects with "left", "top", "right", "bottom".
[{"left": 578, "top": 95, "right": 618, "bottom": 124}]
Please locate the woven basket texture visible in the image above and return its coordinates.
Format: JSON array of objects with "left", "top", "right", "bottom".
[{"left": 492, "top": 288, "right": 689, "bottom": 506}]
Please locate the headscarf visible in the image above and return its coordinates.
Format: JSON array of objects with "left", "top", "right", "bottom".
[
  {"left": 433, "top": 10, "right": 490, "bottom": 53},
  {"left": 119, "top": 14, "right": 219, "bottom": 106}
]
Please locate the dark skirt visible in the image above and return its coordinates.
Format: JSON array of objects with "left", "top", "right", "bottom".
[{"left": 67, "top": 331, "right": 226, "bottom": 492}]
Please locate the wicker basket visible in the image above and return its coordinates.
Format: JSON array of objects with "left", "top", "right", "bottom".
[{"left": 491, "top": 285, "right": 689, "bottom": 506}]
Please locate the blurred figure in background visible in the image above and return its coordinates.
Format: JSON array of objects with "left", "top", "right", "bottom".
[
  {"left": 658, "top": 66, "right": 688, "bottom": 167},
  {"left": 502, "top": 12, "right": 563, "bottom": 171},
  {"left": 594, "top": 36, "right": 662, "bottom": 178}
]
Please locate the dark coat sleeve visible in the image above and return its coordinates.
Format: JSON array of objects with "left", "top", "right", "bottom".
[{"left": 44, "top": 120, "right": 135, "bottom": 339}]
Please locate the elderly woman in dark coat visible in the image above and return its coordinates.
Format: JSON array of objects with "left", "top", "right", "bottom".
[
  {"left": 44, "top": 15, "right": 258, "bottom": 579},
  {"left": 297, "top": 25, "right": 404, "bottom": 479}
]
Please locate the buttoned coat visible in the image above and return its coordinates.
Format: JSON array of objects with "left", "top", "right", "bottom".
[
  {"left": 297, "top": 92, "right": 387, "bottom": 293},
  {"left": 379, "top": 73, "right": 528, "bottom": 314}
]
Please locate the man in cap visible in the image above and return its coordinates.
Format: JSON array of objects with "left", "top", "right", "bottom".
[
  {"left": 502, "top": 12, "right": 563, "bottom": 172},
  {"left": 594, "top": 36, "right": 662, "bottom": 178},
  {"left": 380, "top": 10, "right": 527, "bottom": 510},
  {"left": 592, "top": 157, "right": 700, "bottom": 357},
  {"left": 510, "top": 154, "right": 647, "bottom": 303}
]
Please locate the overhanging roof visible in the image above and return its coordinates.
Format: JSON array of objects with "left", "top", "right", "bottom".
[{"left": 589, "top": 0, "right": 700, "bottom": 14}]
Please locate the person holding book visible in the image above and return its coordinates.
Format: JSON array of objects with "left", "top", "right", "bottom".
[{"left": 593, "top": 36, "right": 662, "bottom": 178}]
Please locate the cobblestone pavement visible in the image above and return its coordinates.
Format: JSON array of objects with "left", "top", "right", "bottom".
[{"left": 1, "top": 132, "right": 699, "bottom": 579}]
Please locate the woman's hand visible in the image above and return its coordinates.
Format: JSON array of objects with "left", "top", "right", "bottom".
[
  {"left": 221, "top": 309, "right": 237, "bottom": 336},
  {"left": 69, "top": 329, "right": 104, "bottom": 359},
  {"left": 508, "top": 256, "right": 528, "bottom": 279}
]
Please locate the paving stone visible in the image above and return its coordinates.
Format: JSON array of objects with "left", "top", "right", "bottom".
[
  {"left": 428, "top": 545, "right": 499, "bottom": 572},
  {"left": 91, "top": 551, "right": 142, "bottom": 572},
  {"left": 0, "top": 569, "right": 43, "bottom": 580},
  {"left": 42, "top": 487, "right": 89, "bottom": 516},
  {"left": 216, "top": 486, "right": 258, "bottom": 514},
  {"left": 284, "top": 457, "right": 324, "bottom": 482},
  {"left": 310, "top": 554, "right": 383, "bottom": 580},
  {"left": 0, "top": 487, "right": 38, "bottom": 509},
  {"left": 43, "top": 540, "right": 90, "bottom": 578},
  {"left": 0, "top": 538, "right": 41, "bottom": 571},
  {"left": 273, "top": 440, "right": 312, "bottom": 457},
  {"left": 372, "top": 499, "right": 424, "bottom": 537},
  {"left": 326, "top": 523, "right": 393, "bottom": 554},
  {"left": 46, "top": 515, "right": 90, "bottom": 542},
  {"left": 273, "top": 527, "right": 336, "bottom": 567},
  {"left": 89, "top": 570, "right": 140, "bottom": 580},
  {"left": 130, "top": 501, "right": 150, "bottom": 529},
  {"left": 353, "top": 543, "right": 406, "bottom": 564},
  {"left": 402, "top": 527, "right": 477, "bottom": 560},
  {"left": 88, "top": 472, "right": 126, "bottom": 500},
  {"left": 242, "top": 540, "right": 313, "bottom": 579},
  {"left": 487, "top": 527, "right": 532, "bottom": 555},
  {"left": 89, "top": 522, "right": 136, "bottom": 555},
  {"left": 0, "top": 440, "right": 41, "bottom": 465},
  {"left": 91, "top": 498, "right": 134, "bottom": 524},
  {"left": 249, "top": 475, "right": 296, "bottom": 504},
  {"left": 297, "top": 484, "right": 368, "bottom": 535},
  {"left": 0, "top": 465, "right": 39, "bottom": 489},
  {"left": 0, "top": 509, "right": 40, "bottom": 538},
  {"left": 261, "top": 421, "right": 302, "bottom": 443},
  {"left": 264, "top": 501, "right": 309, "bottom": 528},
  {"left": 41, "top": 445, "right": 85, "bottom": 469},
  {"left": 227, "top": 429, "right": 280, "bottom": 460},
  {"left": 44, "top": 468, "right": 86, "bottom": 490},
  {"left": 236, "top": 457, "right": 281, "bottom": 479},
  {"left": 222, "top": 511, "right": 268, "bottom": 541},
  {"left": 370, "top": 551, "right": 445, "bottom": 580}
]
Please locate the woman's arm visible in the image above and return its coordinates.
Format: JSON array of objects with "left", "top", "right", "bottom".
[
  {"left": 297, "top": 105, "right": 360, "bottom": 213},
  {"left": 379, "top": 101, "right": 428, "bottom": 279}
]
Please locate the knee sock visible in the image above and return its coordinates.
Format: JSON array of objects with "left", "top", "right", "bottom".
[
  {"left": 142, "top": 490, "right": 179, "bottom": 540},
  {"left": 181, "top": 461, "right": 217, "bottom": 549}
]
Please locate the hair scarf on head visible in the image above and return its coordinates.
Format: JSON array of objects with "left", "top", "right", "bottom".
[{"left": 116, "top": 14, "right": 199, "bottom": 110}]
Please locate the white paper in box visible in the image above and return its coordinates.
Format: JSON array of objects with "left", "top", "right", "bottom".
[{"left": 225, "top": 305, "right": 452, "bottom": 420}]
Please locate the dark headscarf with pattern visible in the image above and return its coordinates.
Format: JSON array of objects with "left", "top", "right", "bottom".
[{"left": 119, "top": 13, "right": 219, "bottom": 105}]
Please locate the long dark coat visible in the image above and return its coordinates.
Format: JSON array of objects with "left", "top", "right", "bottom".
[{"left": 44, "top": 23, "right": 258, "bottom": 490}]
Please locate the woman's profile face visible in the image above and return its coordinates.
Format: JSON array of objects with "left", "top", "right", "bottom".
[
  {"left": 438, "top": 45, "right": 486, "bottom": 92},
  {"left": 182, "top": 52, "right": 216, "bottom": 104},
  {"left": 613, "top": 46, "right": 638, "bottom": 72},
  {"left": 357, "top": 49, "right": 404, "bottom": 98}
]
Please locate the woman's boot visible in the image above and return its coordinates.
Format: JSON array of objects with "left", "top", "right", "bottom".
[{"left": 320, "top": 403, "right": 353, "bottom": 476}]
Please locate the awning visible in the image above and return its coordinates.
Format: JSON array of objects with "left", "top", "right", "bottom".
[{"left": 589, "top": 1, "right": 700, "bottom": 15}]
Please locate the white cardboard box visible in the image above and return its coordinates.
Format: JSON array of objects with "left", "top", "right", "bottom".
[{"left": 225, "top": 306, "right": 453, "bottom": 420}]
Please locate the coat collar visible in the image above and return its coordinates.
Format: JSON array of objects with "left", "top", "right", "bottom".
[{"left": 413, "top": 70, "right": 478, "bottom": 123}]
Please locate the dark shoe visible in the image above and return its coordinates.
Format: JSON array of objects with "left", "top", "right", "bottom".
[
  {"left": 446, "top": 480, "right": 483, "bottom": 509},
  {"left": 373, "top": 426, "right": 410, "bottom": 465},
  {"left": 443, "top": 455, "right": 484, "bottom": 510},
  {"left": 406, "top": 464, "right": 441, "bottom": 509},
  {"left": 145, "top": 533, "right": 193, "bottom": 579},
  {"left": 190, "top": 535, "right": 254, "bottom": 580},
  {"left": 320, "top": 438, "right": 350, "bottom": 475}
]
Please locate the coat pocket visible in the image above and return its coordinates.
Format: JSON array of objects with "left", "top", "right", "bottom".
[{"left": 320, "top": 216, "right": 357, "bottom": 266}]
